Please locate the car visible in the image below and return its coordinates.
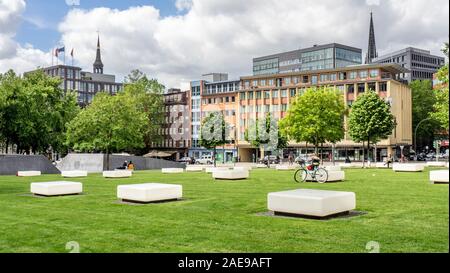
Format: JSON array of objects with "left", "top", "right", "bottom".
[
  {"left": 178, "top": 157, "right": 195, "bottom": 164},
  {"left": 259, "top": 155, "right": 280, "bottom": 165},
  {"left": 196, "top": 155, "right": 214, "bottom": 165}
]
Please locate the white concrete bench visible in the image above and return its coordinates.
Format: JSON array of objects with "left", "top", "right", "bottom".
[
  {"left": 393, "top": 164, "right": 424, "bottom": 172},
  {"left": 276, "top": 165, "right": 296, "bottom": 171},
  {"left": 256, "top": 164, "right": 268, "bottom": 168},
  {"left": 17, "top": 171, "right": 41, "bottom": 177},
  {"left": 117, "top": 183, "right": 182, "bottom": 203},
  {"left": 162, "top": 168, "right": 184, "bottom": 174},
  {"left": 306, "top": 171, "right": 345, "bottom": 182},
  {"left": 103, "top": 170, "right": 133, "bottom": 178},
  {"left": 426, "top": 161, "right": 447, "bottom": 167},
  {"left": 213, "top": 170, "right": 249, "bottom": 180},
  {"left": 430, "top": 170, "right": 449, "bottom": 184},
  {"left": 325, "top": 165, "right": 342, "bottom": 172},
  {"left": 61, "top": 170, "right": 88, "bottom": 178},
  {"left": 205, "top": 167, "right": 230, "bottom": 173},
  {"left": 268, "top": 189, "right": 356, "bottom": 218},
  {"left": 31, "top": 181, "right": 82, "bottom": 196},
  {"left": 185, "top": 166, "right": 204, "bottom": 172}
]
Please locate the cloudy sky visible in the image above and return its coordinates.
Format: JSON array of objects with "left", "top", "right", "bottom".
[{"left": 0, "top": 0, "right": 448, "bottom": 89}]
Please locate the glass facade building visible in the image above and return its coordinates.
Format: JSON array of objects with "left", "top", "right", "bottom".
[{"left": 253, "top": 43, "right": 362, "bottom": 76}]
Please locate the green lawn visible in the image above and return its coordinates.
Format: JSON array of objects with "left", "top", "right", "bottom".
[{"left": 0, "top": 168, "right": 448, "bottom": 253}]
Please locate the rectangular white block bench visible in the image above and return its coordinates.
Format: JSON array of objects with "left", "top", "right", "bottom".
[
  {"left": 61, "top": 170, "right": 88, "bottom": 178},
  {"left": 205, "top": 167, "right": 230, "bottom": 173},
  {"left": 268, "top": 189, "right": 356, "bottom": 218},
  {"left": 276, "top": 165, "right": 296, "bottom": 171},
  {"left": 17, "top": 171, "right": 41, "bottom": 177},
  {"left": 31, "top": 181, "right": 82, "bottom": 196},
  {"left": 430, "top": 170, "right": 449, "bottom": 184},
  {"left": 213, "top": 170, "right": 249, "bottom": 180},
  {"left": 339, "top": 163, "right": 359, "bottom": 168},
  {"left": 186, "top": 166, "right": 204, "bottom": 172},
  {"left": 393, "top": 164, "right": 424, "bottom": 172},
  {"left": 117, "top": 183, "right": 182, "bottom": 203},
  {"left": 306, "top": 171, "right": 345, "bottom": 182},
  {"left": 162, "top": 168, "right": 184, "bottom": 174},
  {"left": 103, "top": 170, "right": 133, "bottom": 178},
  {"left": 256, "top": 164, "right": 268, "bottom": 168},
  {"left": 426, "top": 161, "right": 447, "bottom": 167},
  {"left": 325, "top": 166, "right": 342, "bottom": 172}
]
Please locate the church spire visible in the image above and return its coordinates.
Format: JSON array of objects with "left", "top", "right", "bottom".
[
  {"left": 365, "top": 12, "right": 378, "bottom": 64},
  {"left": 93, "top": 34, "right": 104, "bottom": 74}
]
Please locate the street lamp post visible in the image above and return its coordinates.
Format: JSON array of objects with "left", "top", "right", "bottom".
[{"left": 414, "top": 117, "right": 432, "bottom": 161}]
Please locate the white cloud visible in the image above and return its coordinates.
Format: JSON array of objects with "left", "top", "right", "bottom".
[
  {"left": 175, "top": 0, "right": 193, "bottom": 12},
  {"left": 1, "top": 0, "right": 449, "bottom": 88},
  {"left": 0, "top": 0, "right": 51, "bottom": 74}
]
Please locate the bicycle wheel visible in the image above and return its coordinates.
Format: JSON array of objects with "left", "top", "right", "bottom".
[
  {"left": 315, "top": 168, "right": 328, "bottom": 183},
  {"left": 294, "top": 169, "right": 308, "bottom": 183}
]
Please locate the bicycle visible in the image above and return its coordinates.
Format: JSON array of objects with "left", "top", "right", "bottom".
[{"left": 294, "top": 160, "right": 329, "bottom": 183}]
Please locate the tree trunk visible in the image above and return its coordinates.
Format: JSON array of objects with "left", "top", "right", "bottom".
[
  {"left": 106, "top": 148, "right": 110, "bottom": 170},
  {"left": 213, "top": 148, "right": 217, "bottom": 167},
  {"left": 362, "top": 141, "right": 365, "bottom": 168},
  {"left": 367, "top": 136, "right": 371, "bottom": 167}
]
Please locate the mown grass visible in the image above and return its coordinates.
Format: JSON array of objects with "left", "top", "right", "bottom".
[{"left": 0, "top": 167, "right": 448, "bottom": 253}]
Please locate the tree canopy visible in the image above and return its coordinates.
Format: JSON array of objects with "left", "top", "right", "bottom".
[
  {"left": 279, "top": 86, "right": 345, "bottom": 152},
  {"left": 431, "top": 64, "right": 449, "bottom": 131},
  {"left": 66, "top": 92, "right": 147, "bottom": 169},
  {"left": 200, "top": 112, "right": 229, "bottom": 166},
  {"left": 348, "top": 90, "right": 396, "bottom": 163},
  {"left": 123, "top": 70, "right": 165, "bottom": 153},
  {"left": 0, "top": 69, "right": 79, "bottom": 155},
  {"left": 410, "top": 80, "right": 440, "bottom": 150},
  {"left": 245, "top": 113, "right": 287, "bottom": 155}
]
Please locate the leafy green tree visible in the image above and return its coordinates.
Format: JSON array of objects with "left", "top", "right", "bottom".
[
  {"left": 245, "top": 113, "right": 287, "bottom": 161},
  {"left": 200, "top": 112, "right": 229, "bottom": 167},
  {"left": 348, "top": 91, "right": 396, "bottom": 166},
  {"left": 410, "top": 80, "right": 440, "bottom": 151},
  {"left": 0, "top": 70, "right": 79, "bottom": 155},
  {"left": 279, "top": 87, "right": 345, "bottom": 154},
  {"left": 124, "top": 70, "right": 165, "bottom": 154},
  {"left": 66, "top": 92, "right": 147, "bottom": 170},
  {"left": 431, "top": 64, "right": 449, "bottom": 131}
]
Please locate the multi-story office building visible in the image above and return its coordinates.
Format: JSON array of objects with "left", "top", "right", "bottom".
[
  {"left": 26, "top": 36, "right": 123, "bottom": 106},
  {"left": 252, "top": 43, "right": 362, "bottom": 76},
  {"left": 238, "top": 63, "right": 412, "bottom": 162},
  {"left": 189, "top": 73, "right": 240, "bottom": 161},
  {"left": 374, "top": 47, "right": 445, "bottom": 83},
  {"left": 152, "top": 88, "right": 191, "bottom": 160}
]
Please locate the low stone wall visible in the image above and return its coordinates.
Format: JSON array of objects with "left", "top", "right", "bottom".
[
  {"left": 0, "top": 155, "right": 61, "bottom": 175},
  {"left": 57, "top": 154, "right": 184, "bottom": 173}
]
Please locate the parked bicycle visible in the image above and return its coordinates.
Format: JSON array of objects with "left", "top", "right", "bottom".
[{"left": 294, "top": 159, "right": 328, "bottom": 183}]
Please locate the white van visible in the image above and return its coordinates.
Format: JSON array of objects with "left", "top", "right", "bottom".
[{"left": 196, "top": 155, "right": 213, "bottom": 165}]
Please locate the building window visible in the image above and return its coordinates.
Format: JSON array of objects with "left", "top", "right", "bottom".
[
  {"left": 285, "top": 77, "right": 291, "bottom": 85},
  {"left": 339, "top": 72, "right": 347, "bottom": 80},
  {"left": 261, "top": 79, "right": 266, "bottom": 86},
  {"left": 290, "top": 88, "right": 296, "bottom": 97},
  {"left": 268, "top": 79, "right": 274, "bottom": 86},
  {"left": 240, "top": 92, "right": 246, "bottom": 100},
  {"left": 349, "top": 71, "right": 357, "bottom": 79},
  {"left": 370, "top": 69, "right": 379, "bottom": 78},
  {"left": 272, "top": 90, "right": 279, "bottom": 98},
  {"left": 320, "top": 74, "right": 329, "bottom": 82},
  {"left": 252, "top": 80, "right": 258, "bottom": 87},
  {"left": 311, "top": 75, "right": 318, "bottom": 84},
  {"left": 264, "top": 91, "right": 271, "bottom": 99},
  {"left": 281, "top": 89, "right": 288, "bottom": 98},
  {"left": 248, "top": 91, "right": 254, "bottom": 99},
  {"left": 256, "top": 91, "right": 262, "bottom": 99},
  {"left": 330, "top": 73, "right": 337, "bottom": 81},
  {"left": 359, "top": 70, "right": 368, "bottom": 79},
  {"left": 379, "top": 82, "right": 387, "bottom": 92}
]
